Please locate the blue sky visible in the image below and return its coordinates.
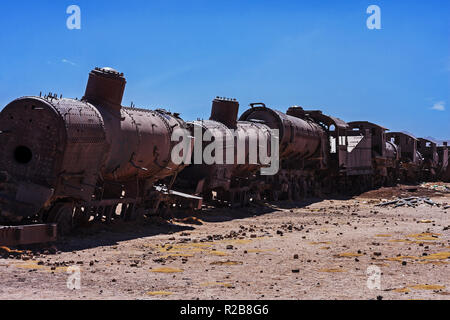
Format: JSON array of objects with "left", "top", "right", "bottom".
[{"left": 0, "top": 0, "right": 448, "bottom": 139}]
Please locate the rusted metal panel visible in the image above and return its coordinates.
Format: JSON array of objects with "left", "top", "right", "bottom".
[
  {"left": 232, "top": 121, "right": 273, "bottom": 177},
  {"left": 183, "top": 119, "right": 235, "bottom": 192},
  {"left": 0, "top": 224, "right": 57, "bottom": 246},
  {"left": 348, "top": 121, "right": 388, "bottom": 157},
  {"left": 54, "top": 98, "right": 107, "bottom": 201},
  {"left": 348, "top": 121, "right": 388, "bottom": 131},
  {"left": 346, "top": 129, "right": 372, "bottom": 175},
  {"left": 98, "top": 107, "right": 188, "bottom": 183},
  {"left": 0, "top": 97, "right": 66, "bottom": 186}
]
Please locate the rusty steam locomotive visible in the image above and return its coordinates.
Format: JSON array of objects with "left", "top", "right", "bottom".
[{"left": 0, "top": 67, "right": 448, "bottom": 238}]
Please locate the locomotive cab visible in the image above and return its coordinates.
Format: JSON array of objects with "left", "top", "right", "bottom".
[
  {"left": 417, "top": 138, "right": 439, "bottom": 180},
  {"left": 386, "top": 131, "right": 421, "bottom": 182}
]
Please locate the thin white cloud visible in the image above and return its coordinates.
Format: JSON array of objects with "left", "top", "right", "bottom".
[
  {"left": 62, "top": 58, "right": 76, "bottom": 66},
  {"left": 431, "top": 101, "right": 445, "bottom": 111},
  {"left": 139, "top": 64, "right": 196, "bottom": 87}
]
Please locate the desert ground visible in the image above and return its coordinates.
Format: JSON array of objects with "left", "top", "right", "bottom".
[{"left": 0, "top": 183, "right": 449, "bottom": 300}]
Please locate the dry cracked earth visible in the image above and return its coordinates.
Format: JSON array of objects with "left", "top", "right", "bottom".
[{"left": 0, "top": 184, "right": 449, "bottom": 300}]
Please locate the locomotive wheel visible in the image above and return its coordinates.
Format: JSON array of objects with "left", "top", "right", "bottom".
[
  {"left": 47, "top": 203, "right": 74, "bottom": 236},
  {"left": 292, "top": 183, "right": 301, "bottom": 201},
  {"left": 128, "top": 206, "right": 146, "bottom": 221},
  {"left": 73, "top": 206, "right": 90, "bottom": 227},
  {"left": 124, "top": 203, "right": 136, "bottom": 221},
  {"left": 272, "top": 190, "right": 280, "bottom": 201},
  {"left": 243, "top": 192, "right": 250, "bottom": 206}
]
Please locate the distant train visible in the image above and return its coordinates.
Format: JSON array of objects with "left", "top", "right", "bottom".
[{"left": 0, "top": 67, "right": 448, "bottom": 235}]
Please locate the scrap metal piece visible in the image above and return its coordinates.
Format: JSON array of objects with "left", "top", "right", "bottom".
[
  {"left": 0, "top": 224, "right": 57, "bottom": 246},
  {"left": 394, "top": 200, "right": 406, "bottom": 208},
  {"left": 154, "top": 186, "right": 203, "bottom": 210},
  {"left": 376, "top": 200, "right": 400, "bottom": 207},
  {"left": 377, "top": 196, "right": 440, "bottom": 208}
]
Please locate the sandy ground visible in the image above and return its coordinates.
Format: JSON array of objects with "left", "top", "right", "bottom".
[{"left": 0, "top": 184, "right": 449, "bottom": 300}]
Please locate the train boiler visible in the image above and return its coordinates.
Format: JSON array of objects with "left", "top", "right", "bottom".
[
  {"left": 175, "top": 98, "right": 275, "bottom": 207},
  {"left": 239, "top": 105, "right": 328, "bottom": 200}
]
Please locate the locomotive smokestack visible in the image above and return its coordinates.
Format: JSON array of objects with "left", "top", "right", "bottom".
[
  {"left": 83, "top": 67, "right": 126, "bottom": 111},
  {"left": 286, "top": 106, "right": 306, "bottom": 118},
  {"left": 210, "top": 97, "right": 239, "bottom": 129}
]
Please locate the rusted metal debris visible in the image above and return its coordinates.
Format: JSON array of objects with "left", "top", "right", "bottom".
[
  {"left": 376, "top": 197, "right": 438, "bottom": 208},
  {"left": 0, "top": 224, "right": 57, "bottom": 246}
]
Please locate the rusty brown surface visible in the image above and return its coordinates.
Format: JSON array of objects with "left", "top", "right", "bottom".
[
  {"left": 387, "top": 132, "right": 420, "bottom": 165},
  {"left": 0, "top": 66, "right": 447, "bottom": 242},
  {"left": 0, "top": 224, "right": 57, "bottom": 246},
  {"left": 83, "top": 67, "right": 126, "bottom": 111},
  {"left": 240, "top": 106, "right": 325, "bottom": 162},
  {"left": 0, "top": 67, "right": 193, "bottom": 229}
]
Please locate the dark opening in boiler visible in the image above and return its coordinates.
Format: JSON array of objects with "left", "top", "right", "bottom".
[{"left": 14, "top": 146, "right": 32, "bottom": 164}]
